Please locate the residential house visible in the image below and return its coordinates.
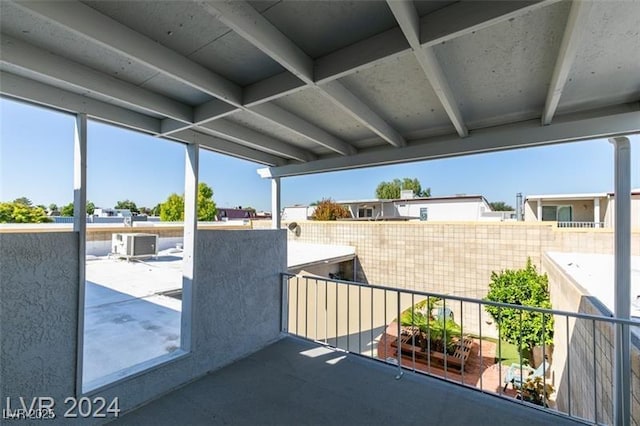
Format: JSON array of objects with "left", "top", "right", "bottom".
[
  {"left": 525, "top": 190, "right": 640, "bottom": 228},
  {"left": 283, "top": 194, "right": 507, "bottom": 222}
]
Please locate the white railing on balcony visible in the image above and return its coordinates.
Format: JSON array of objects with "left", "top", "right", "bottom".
[
  {"left": 557, "top": 221, "right": 606, "bottom": 228},
  {"left": 281, "top": 273, "right": 638, "bottom": 426}
]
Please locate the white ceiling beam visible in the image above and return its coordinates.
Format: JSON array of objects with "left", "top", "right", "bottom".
[
  {"left": 201, "top": 0, "right": 405, "bottom": 148},
  {"left": 243, "top": 72, "right": 305, "bottom": 107},
  {"left": 314, "top": 27, "right": 410, "bottom": 84},
  {"left": 1, "top": 35, "right": 193, "bottom": 123},
  {"left": 199, "top": 0, "right": 314, "bottom": 84},
  {"left": 248, "top": 103, "right": 357, "bottom": 156},
  {"left": 0, "top": 71, "right": 160, "bottom": 134},
  {"left": 12, "top": 0, "right": 242, "bottom": 105},
  {"left": 320, "top": 82, "right": 406, "bottom": 148},
  {"left": 542, "top": 0, "right": 593, "bottom": 125},
  {"left": 171, "top": 129, "right": 287, "bottom": 166},
  {"left": 159, "top": 100, "right": 238, "bottom": 136},
  {"left": 245, "top": 1, "right": 558, "bottom": 104},
  {"left": 313, "top": 0, "right": 559, "bottom": 86},
  {"left": 199, "top": 119, "right": 317, "bottom": 163},
  {"left": 0, "top": 71, "right": 284, "bottom": 166},
  {"left": 419, "top": 1, "right": 559, "bottom": 47},
  {"left": 387, "top": 0, "right": 468, "bottom": 138},
  {"left": 259, "top": 106, "right": 640, "bottom": 178},
  {"left": 12, "top": 0, "right": 337, "bottom": 156}
]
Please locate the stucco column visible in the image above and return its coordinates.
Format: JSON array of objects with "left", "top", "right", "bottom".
[
  {"left": 610, "top": 136, "right": 631, "bottom": 426},
  {"left": 182, "top": 142, "right": 199, "bottom": 352},
  {"left": 594, "top": 197, "right": 600, "bottom": 228},
  {"left": 73, "top": 113, "right": 87, "bottom": 393},
  {"left": 537, "top": 199, "right": 542, "bottom": 221},
  {"left": 271, "top": 177, "right": 281, "bottom": 229}
]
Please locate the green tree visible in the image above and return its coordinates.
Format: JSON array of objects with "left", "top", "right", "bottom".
[
  {"left": 0, "top": 202, "right": 51, "bottom": 223},
  {"left": 60, "top": 202, "right": 74, "bottom": 217},
  {"left": 13, "top": 197, "right": 32, "bottom": 206},
  {"left": 151, "top": 203, "right": 162, "bottom": 216},
  {"left": 159, "top": 182, "right": 217, "bottom": 221},
  {"left": 197, "top": 182, "right": 217, "bottom": 221},
  {"left": 48, "top": 203, "right": 58, "bottom": 212},
  {"left": 160, "top": 194, "right": 184, "bottom": 221},
  {"left": 489, "top": 201, "right": 514, "bottom": 211},
  {"left": 310, "top": 198, "right": 350, "bottom": 221},
  {"left": 484, "top": 259, "right": 553, "bottom": 355},
  {"left": 375, "top": 178, "right": 430, "bottom": 199},
  {"left": 115, "top": 199, "right": 139, "bottom": 214},
  {"left": 59, "top": 202, "right": 94, "bottom": 216}
]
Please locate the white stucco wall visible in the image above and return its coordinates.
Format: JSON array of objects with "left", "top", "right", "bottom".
[{"left": 0, "top": 229, "right": 286, "bottom": 424}]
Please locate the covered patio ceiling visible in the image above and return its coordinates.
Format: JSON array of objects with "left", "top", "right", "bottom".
[{"left": 1, "top": 0, "right": 639, "bottom": 177}]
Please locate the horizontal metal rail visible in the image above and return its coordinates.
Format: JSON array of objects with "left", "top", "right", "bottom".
[
  {"left": 280, "top": 272, "right": 637, "bottom": 425},
  {"left": 283, "top": 272, "right": 637, "bottom": 326}
]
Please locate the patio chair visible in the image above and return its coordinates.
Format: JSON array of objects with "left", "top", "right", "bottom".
[{"left": 503, "top": 361, "right": 547, "bottom": 391}]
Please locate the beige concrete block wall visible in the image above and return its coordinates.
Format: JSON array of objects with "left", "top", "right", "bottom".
[
  {"left": 544, "top": 254, "right": 640, "bottom": 425},
  {"left": 281, "top": 222, "right": 639, "bottom": 292}
]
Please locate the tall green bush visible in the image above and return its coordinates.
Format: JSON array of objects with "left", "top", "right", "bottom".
[{"left": 484, "top": 259, "right": 553, "bottom": 352}]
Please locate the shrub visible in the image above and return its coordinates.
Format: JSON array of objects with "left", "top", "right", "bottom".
[
  {"left": 484, "top": 259, "right": 553, "bottom": 353},
  {"left": 310, "top": 198, "right": 350, "bottom": 221},
  {"left": 400, "top": 298, "right": 462, "bottom": 354}
]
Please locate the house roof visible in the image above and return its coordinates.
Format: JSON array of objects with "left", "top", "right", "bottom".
[
  {"left": 527, "top": 190, "right": 640, "bottom": 200},
  {"left": 285, "top": 194, "right": 488, "bottom": 209},
  {"left": 1, "top": 1, "right": 638, "bottom": 177},
  {"left": 526, "top": 192, "right": 609, "bottom": 201}
]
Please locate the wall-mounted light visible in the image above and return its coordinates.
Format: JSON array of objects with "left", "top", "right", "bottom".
[{"left": 287, "top": 221, "right": 301, "bottom": 237}]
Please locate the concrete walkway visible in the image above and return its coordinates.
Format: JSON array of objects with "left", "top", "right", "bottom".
[{"left": 113, "top": 337, "right": 584, "bottom": 426}]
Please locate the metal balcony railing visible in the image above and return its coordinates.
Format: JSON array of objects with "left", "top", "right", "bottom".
[
  {"left": 281, "top": 273, "right": 638, "bottom": 425},
  {"left": 557, "top": 221, "right": 606, "bottom": 228}
]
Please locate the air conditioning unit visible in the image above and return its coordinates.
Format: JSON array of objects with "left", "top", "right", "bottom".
[{"left": 111, "top": 233, "right": 158, "bottom": 260}]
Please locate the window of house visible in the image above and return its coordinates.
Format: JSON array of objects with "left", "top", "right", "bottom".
[
  {"left": 358, "top": 207, "right": 373, "bottom": 218},
  {"left": 541, "top": 205, "right": 573, "bottom": 222}
]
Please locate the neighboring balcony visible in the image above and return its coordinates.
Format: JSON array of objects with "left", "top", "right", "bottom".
[{"left": 557, "top": 221, "right": 606, "bottom": 228}]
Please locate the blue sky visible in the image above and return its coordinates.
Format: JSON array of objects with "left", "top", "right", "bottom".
[{"left": 1, "top": 98, "right": 638, "bottom": 212}]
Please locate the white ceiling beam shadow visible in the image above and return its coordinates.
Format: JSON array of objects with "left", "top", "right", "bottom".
[
  {"left": 0, "top": 71, "right": 161, "bottom": 134},
  {"left": 320, "top": 81, "right": 406, "bottom": 148},
  {"left": 258, "top": 106, "right": 640, "bottom": 178},
  {"left": 542, "top": 0, "right": 593, "bottom": 125},
  {"left": 387, "top": 0, "right": 468, "bottom": 138},
  {"left": 248, "top": 104, "right": 357, "bottom": 156},
  {"left": 199, "top": 120, "right": 317, "bottom": 163},
  {"left": 171, "top": 129, "right": 287, "bottom": 166},
  {"left": 12, "top": 0, "right": 242, "bottom": 105},
  {"left": 0, "top": 36, "right": 193, "bottom": 123},
  {"left": 202, "top": 0, "right": 405, "bottom": 148},
  {"left": 199, "top": 0, "right": 314, "bottom": 85}
]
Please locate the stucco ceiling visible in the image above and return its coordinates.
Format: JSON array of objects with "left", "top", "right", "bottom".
[{"left": 1, "top": 0, "right": 638, "bottom": 176}]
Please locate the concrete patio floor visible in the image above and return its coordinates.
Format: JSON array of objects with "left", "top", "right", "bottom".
[{"left": 112, "top": 337, "right": 583, "bottom": 426}]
